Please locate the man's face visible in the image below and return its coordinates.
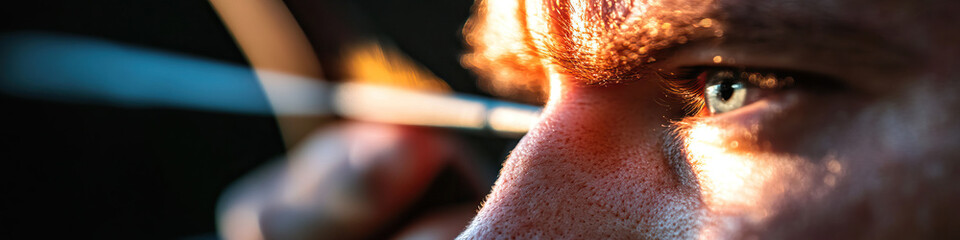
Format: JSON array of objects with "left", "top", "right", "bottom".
[{"left": 459, "top": 0, "right": 960, "bottom": 238}]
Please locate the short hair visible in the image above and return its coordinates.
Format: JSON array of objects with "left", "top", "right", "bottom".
[{"left": 462, "top": 0, "right": 715, "bottom": 102}]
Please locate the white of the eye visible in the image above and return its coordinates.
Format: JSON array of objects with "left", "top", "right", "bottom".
[{"left": 705, "top": 82, "right": 747, "bottom": 114}]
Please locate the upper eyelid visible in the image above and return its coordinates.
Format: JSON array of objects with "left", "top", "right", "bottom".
[
  {"left": 664, "top": 66, "right": 838, "bottom": 89},
  {"left": 650, "top": 41, "right": 891, "bottom": 95},
  {"left": 668, "top": 66, "right": 780, "bottom": 79}
]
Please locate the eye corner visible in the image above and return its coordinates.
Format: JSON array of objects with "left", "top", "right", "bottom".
[{"left": 657, "top": 67, "right": 708, "bottom": 117}]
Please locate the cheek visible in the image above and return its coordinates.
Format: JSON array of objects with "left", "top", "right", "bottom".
[
  {"left": 683, "top": 122, "right": 817, "bottom": 222},
  {"left": 462, "top": 80, "right": 703, "bottom": 238}
]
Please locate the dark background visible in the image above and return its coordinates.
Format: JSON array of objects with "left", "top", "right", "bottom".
[{"left": 1, "top": 0, "right": 505, "bottom": 238}]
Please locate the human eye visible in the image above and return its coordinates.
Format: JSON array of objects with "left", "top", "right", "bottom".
[
  {"left": 663, "top": 67, "right": 839, "bottom": 117},
  {"left": 701, "top": 69, "right": 796, "bottom": 115}
]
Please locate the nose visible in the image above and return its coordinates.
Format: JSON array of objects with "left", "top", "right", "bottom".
[{"left": 458, "top": 77, "right": 701, "bottom": 238}]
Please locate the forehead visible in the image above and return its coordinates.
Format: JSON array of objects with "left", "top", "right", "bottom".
[
  {"left": 713, "top": 0, "right": 954, "bottom": 23},
  {"left": 711, "top": 0, "right": 953, "bottom": 42},
  {"left": 679, "top": 0, "right": 958, "bottom": 78}
]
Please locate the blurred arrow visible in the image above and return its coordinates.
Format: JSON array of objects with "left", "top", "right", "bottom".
[{"left": 0, "top": 33, "right": 541, "bottom": 137}]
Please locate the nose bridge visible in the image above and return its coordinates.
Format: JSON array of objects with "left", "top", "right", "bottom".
[{"left": 459, "top": 83, "right": 700, "bottom": 238}]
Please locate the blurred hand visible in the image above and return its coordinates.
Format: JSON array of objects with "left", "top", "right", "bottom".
[{"left": 217, "top": 122, "right": 477, "bottom": 239}]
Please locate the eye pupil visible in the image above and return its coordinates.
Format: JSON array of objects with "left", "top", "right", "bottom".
[{"left": 718, "top": 79, "right": 736, "bottom": 102}]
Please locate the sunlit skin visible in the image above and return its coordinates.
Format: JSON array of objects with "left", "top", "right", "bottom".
[{"left": 459, "top": 0, "right": 960, "bottom": 238}]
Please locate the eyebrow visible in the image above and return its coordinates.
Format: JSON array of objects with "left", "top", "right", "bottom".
[{"left": 715, "top": 0, "right": 916, "bottom": 65}]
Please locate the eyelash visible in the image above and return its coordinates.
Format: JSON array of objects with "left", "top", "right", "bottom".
[{"left": 660, "top": 67, "right": 708, "bottom": 116}]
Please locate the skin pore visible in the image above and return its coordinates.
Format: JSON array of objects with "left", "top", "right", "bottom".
[{"left": 459, "top": 0, "right": 960, "bottom": 239}]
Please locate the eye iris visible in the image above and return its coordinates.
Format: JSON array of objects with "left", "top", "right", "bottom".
[{"left": 703, "top": 70, "right": 748, "bottom": 114}]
